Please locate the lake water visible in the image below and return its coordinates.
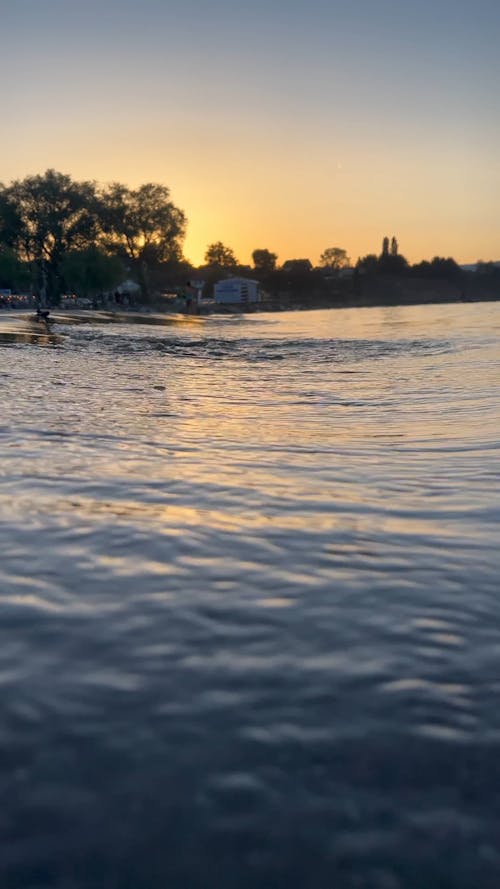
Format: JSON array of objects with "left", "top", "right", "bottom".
[{"left": 0, "top": 302, "right": 499, "bottom": 888}]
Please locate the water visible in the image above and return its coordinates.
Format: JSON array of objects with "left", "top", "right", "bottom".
[{"left": 0, "top": 302, "right": 499, "bottom": 888}]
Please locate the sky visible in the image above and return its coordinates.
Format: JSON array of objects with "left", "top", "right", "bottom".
[{"left": 1, "top": 0, "right": 499, "bottom": 266}]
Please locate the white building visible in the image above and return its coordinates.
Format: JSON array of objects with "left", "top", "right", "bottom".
[
  {"left": 214, "top": 277, "right": 260, "bottom": 305},
  {"left": 117, "top": 279, "right": 141, "bottom": 295}
]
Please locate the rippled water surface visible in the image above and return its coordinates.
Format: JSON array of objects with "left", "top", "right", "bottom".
[{"left": 1, "top": 302, "right": 500, "bottom": 888}]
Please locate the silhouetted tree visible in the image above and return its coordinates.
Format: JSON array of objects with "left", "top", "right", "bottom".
[
  {"left": 319, "top": 247, "right": 350, "bottom": 271},
  {"left": 252, "top": 248, "right": 277, "bottom": 274},
  {"left": 382, "top": 236, "right": 390, "bottom": 257},
  {"left": 411, "top": 256, "right": 462, "bottom": 280},
  {"left": 429, "top": 257, "right": 461, "bottom": 278},
  {"left": 204, "top": 241, "right": 238, "bottom": 270},
  {"left": 0, "top": 169, "right": 99, "bottom": 304},
  {"left": 357, "top": 249, "right": 409, "bottom": 275},
  {"left": 0, "top": 189, "right": 23, "bottom": 249},
  {"left": 148, "top": 257, "right": 195, "bottom": 294},
  {"left": 100, "top": 183, "right": 186, "bottom": 300},
  {"left": 277, "top": 259, "right": 320, "bottom": 301},
  {"left": 356, "top": 254, "right": 379, "bottom": 274},
  {"left": 412, "top": 260, "right": 432, "bottom": 276},
  {"left": 390, "top": 237, "right": 398, "bottom": 256},
  {"left": 378, "top": 252, "right": 409, "bottom": 274},
  {"left": 62, "top": 247, "right": 125, "bottom": 298},
  {"left": 0, "top": 247, "right": 30, "bottom": 291}
]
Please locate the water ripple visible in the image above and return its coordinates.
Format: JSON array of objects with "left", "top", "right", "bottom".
[{"left": 0, "top": 302, "right": 499, "bottom": 887}]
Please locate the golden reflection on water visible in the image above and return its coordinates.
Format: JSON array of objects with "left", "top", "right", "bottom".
[
  {"left": 0, "top": 328, "right": 62, "bottom": 346},
  {"left": 0, "top": 308, "right": 201, "bottom": 344},
  {"left": 46, "top": 310, "right": 203, "bottom": 327},
  {"left": 0, "top": 301, "right": 499, "bottom": 889}
]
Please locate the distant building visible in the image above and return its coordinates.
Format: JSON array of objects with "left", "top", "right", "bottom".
[
  {"left": 214, "top": 277, "right": 261, "bottom": 305},
  {"left": 117, "top": 279, "right": 141, "bottom": 295}
]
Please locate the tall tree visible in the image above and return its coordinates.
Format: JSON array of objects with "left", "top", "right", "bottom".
[
  {"left": 204, "top": 241, "right": 238, "bottom": 270},
  {"left": 381, "top": 236, "right": 390, "bottom": 257},
  {"left": 100, "top": 183, "right": 186, "bottom": 300},
  {"left": 319, "top": 247, "right": 350, "bottom": 271},
  {"left": 252, "top": 248, "right": 277, "bottom": 274},
  {"left": 390, "top": 236, "right": 398, "bottom": 256},
  {"left": 0, "top": 247, "right": 30, "bottom": 291},
  {"left": 0, "top": 188, "right": 23, "bottom": 249},
  {"left": 61, "top": 248, "right": 125, "bottom": 298},
  {"left": 0, "top": 169, "right": 99, "bottom": 304}
]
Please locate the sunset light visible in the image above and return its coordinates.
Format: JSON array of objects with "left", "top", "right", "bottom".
[
  {"left": 2, "top": 0, "right": 499, "bottom": 266},
  {"left": 1, "top": 2, "right": 500, "bottom": 887}
]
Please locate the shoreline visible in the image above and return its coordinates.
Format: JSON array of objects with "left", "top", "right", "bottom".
[{"left": 1, "top": 290, "right": 499, "bottom": 324}]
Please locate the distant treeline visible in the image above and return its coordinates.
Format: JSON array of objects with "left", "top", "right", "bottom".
[{"left": 0, "top": 169, "right": 498, "bottom": 306}]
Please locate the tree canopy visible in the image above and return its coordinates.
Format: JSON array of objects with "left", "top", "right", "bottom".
[
  {"left": 0, "top": 247, "right": 30, "bottom": 291},
  {"left": 413, "top": 256, "right": 461, "bottom": 278},
  {"left": 99, "top": 183, "right": 186, "bottom": 299},
  {"left": 252, "top": 248, "right": 277, "bottom": 274},
  {"left": 356, "top": 254, "right": 379, "bottom": 274},
  {"left": 204, "top": 241, "right": 238, "bottom": 269},
  {"left": 319, "top": 247, "right": 350, "bottom": 271},
  {"left": 0, "top": 169, "right": 99, "bottom": 303},
  {"left": 62, "top": 248, "right": 125, "bottom": 298},
  {"left": 100, "top": 183, "right": 186, "bottom": 264},
  {"left": 0, "top": 173, "right": 483, "bottom": 306},
  {"left": 0, "top": 171, "right": 186, "bottom": 304}
]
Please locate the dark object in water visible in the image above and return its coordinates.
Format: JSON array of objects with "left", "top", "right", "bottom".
[{"left": 34, "top": 308, "right": 51, "bottom": 322}]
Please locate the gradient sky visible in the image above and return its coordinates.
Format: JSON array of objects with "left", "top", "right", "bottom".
[{"left": 2, "top": 0, "right": 499, "bottom": 266}]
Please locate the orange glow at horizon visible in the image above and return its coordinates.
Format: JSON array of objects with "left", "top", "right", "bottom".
[
  {"left": 2, "top": 111, "right": 499, "bottom": 270},
  {"left": 2, "top": 0, "right": 499, "bottom": 271}
]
